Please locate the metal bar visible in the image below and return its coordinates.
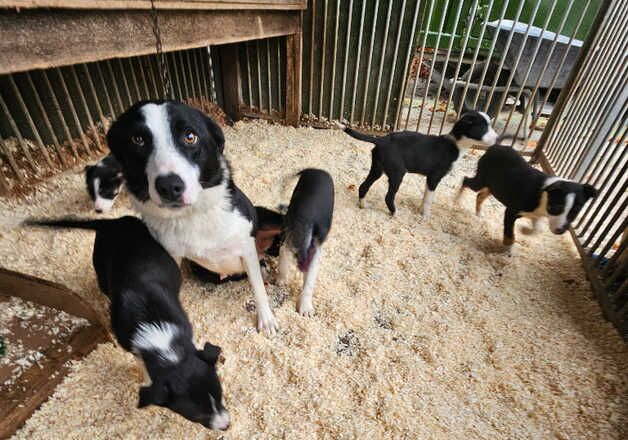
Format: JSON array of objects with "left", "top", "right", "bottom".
[
  {"left": 245, "top": 42, "right": 253, "bottom": 108},
  {"left": 177, "top": 52, "right": 190, "bottom": 100},
  {"left": 185, "top": 50, "right": 197, "bottom": 98},
  {"left": 192, "top": 49, "right": 204, "bottom": 100},
  {"left": 308, "top": 0, "right": 316, "bottom": 116},
  {"left": 0, "top": 128, "right": 25, "bottom": 182},
  {"left": 417, "top": 0, "right": 450, "bottom": 132},
  {"left": 256, "top": 40, "right": 263, "bottom": 112},
  {"left": 393, "top": 0, "right": 422, "bottom": 131},
  {"left": 605, "top": 235, "right": 628, "bottom": 283},
  {"left": 198, "top": 48, "right": 209, "bottom": 100},
  {"left": 169, "top": 52, "right": 183, "bottom": 101},
  {"left": 381, "top": 0, "right": 408, "bottom": 129},
  {"left": 585, "top": 198, "right": 627, "bottom": 254},
  {"left": 318, "top": 0, "right": 328, "bottom": 118},
  {"left": 596, "top": 216, "right": 628, "bottom": 266},
  {"left": 8, "top": 74, "right": 54, "bottom": 167},
  {"left": 276, "top": 38, "right": 283, "bottom": 112},
  {"left": 360, "top": 0, "right": 380, "bottom": 126},
  {"left": 117, "top": 58, "right": 133, "bottom": 108},
  {"left": 206, "top": 46, "right": 218, "bottom": 103},
  {"left": 135, "top": 56, "right": 152, "bottom": 101},
  {"left": 328, "top": 0, "right": 340, "bottom": 120},
  {"left": 438, "top": 0, "right": 479, "bottom": 134},
  {"left": 349, "top": 0, "right": 366, "bottom": 124},
  {"left": 42, "top": 69, "right": 79, "bottom": 160},
  {"left": 510, "top": 0, "right": 583, "bottom": 147},
  {"left": 339, "top": 0, "right": 354, "bottom": 122},
  {"left": 530, "top": 0, "right": 612, "bottom": 163},
  {"left": 500, "top": 0, "right": 560, "bottom": 138},
  {"left": 69, "top": 65, "right": 104, "bottom": 152},
  {"left": 370, "top": 0, "right": 394, "bottom": 128},
  {"left": 25, "top": 71, "right": 66, "bottom": 166},
  {"left": 147, "top": 56, "right": 161, "bottom": 99},
  {"left": 482, "top": 0, "right": 527, "bottom": 114},
  {"left": 471, "top": 0, "right": 511, "bottom": 110},
  {"left": 82, "top": 64, "right": 107, "bottom": 130},
  {"left": 488, "top": 0, "right": 542, "bottom": 121},
  {"left": 106, "top": 59, "right": 125, "bottom": 113},
  {"left": 266, "top": 38, "right": 273, "bottom": 113},
  {"left": 0, "top": 88, "right": 39, "bottom": 171},
  {"left": 95, "top": 62, "right": 116, "bottom": 118},
  {"left": 127, "top": 57, "right": 142, "bottom": 103},
  {"left": 404, "top": 0, "right": 434, "bottom": 129},
  {"left": 455, "top": 0, "right": 495, "bottom": 118},
  {"left": 544, "top": 1, "right": 624, "bottom": 167},
  {"left": 55, "top": 67, "right": 91, "bottom": 156}
]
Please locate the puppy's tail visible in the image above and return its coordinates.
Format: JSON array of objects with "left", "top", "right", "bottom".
[
  {"left": 24, "top": 217, "right": 109, "bottom": 231},
  {"left": 343, "top": 127, "right": 379, "bottom": 144}
]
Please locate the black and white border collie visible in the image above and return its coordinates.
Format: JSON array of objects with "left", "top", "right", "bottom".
[
  {"left": 256, "top": 169, "right": 335, "bottom": 316},
  {"left": 343, "top": 111, "right": 498, "bottom": 217},
  {"left": 459, "top": 145, "right": 598, "bottom": 246},
  {"left": 25, "top": 216, "right": 229, "bottom": 430},
  {"left": 106, "top": 101, "right": 278, "bottom": 335},
  {"left": 85, "top": 154, "right": 123, "bottom": 213}
]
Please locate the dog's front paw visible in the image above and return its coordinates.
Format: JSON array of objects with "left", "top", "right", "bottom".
[
  {"left": 298, "top": 300, "right": 315, "bottom": 317},
  {"left": 358, "top": 198, "right": 367, "bottom": 209},
  {"left": 257, "top": 308, "right": 279, "bottom": 336}
]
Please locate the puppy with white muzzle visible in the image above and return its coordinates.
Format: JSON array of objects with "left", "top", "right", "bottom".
[
  {"left": 459, "top": 145, "right": 598, "bottom": 247},
  {"left": 343, "top": 111, "right": 498, "bottom": 217},
  {"left": 106, "top": 100, "right": 279, "bottom": 335},
  {"left": 85, "top": 154, "right": 123, "bottom": 213}
]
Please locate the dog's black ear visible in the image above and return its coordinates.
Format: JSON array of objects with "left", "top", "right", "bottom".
[
  {"left": 583, "top": 183, "right": 598, "bottom": 199},
  {"left": 197, "top": 342, "right": 221, "bottom": 365},
  {"left": 138, "top": 383, "right": 169, "bottom": 408},
  {"left": 203, "top": 115, "right": 225, "bottom": 153}
]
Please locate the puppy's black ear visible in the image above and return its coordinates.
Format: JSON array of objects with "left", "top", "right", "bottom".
[
  {"left": 203, "top": 115, "right": 225, "bottom": 153},
  {"left": 197, "top": 342, "right": 221, "bottom": 365},
  {"left": 138, "top": 383, "right": 169, "bottom": 408},
  {"left": 583, "top": 183, "right": 598, "bottom": 199}
]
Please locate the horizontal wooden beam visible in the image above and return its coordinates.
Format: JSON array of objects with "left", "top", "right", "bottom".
[
  {"left": 0, "top": 9, "right": 301, "bottom": 74},
  {"left": 0, "top": 0, "right": 306, "bottom": 10}
]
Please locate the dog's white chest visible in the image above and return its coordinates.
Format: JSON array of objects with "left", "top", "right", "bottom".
[{"left": 138, "top": 185, "right": 254, "bottom": 275}]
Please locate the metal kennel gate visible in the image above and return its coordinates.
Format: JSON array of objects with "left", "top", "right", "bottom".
[{"left": 532, "top": 0, "right": 628, "bottom": 338}]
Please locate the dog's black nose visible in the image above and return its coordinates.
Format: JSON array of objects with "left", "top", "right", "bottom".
[{"left": 155, "top": 174, "right": 185, "bottom": 202}]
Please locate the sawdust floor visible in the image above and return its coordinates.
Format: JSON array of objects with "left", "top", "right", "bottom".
[{"left": 1, "top": 120, "right": 626, "bottom": 439}]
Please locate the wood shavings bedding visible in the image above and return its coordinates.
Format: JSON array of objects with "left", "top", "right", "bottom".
[{"left": 0, "top": 120, "right": 626, "bottom": 439}]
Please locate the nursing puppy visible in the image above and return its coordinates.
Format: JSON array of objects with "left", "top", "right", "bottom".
[
  {"left": 85, "top": 154, "right": 123, "bottom": 213},
  {"left": 344, "top": 111, "right": 498, "bottom": 217},
  {"left": 106, "top": 100, "right": 278, "bottom": 335},
  {"left": 459, "top": 145, "right": 598, "bottom": 246},
  {"left": 259, "top": 169, "right": 334, "bottom": 316},
  {"left": 24, "top": 216, "right": 229, "bottom": 430}
]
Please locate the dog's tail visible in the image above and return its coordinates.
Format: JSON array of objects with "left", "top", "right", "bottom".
[
  {"left": 24, "top": 217, "right": 110, "bottom": 231},
  {"left": 343, "top": 127, "right": 380, "bottom": 144}
]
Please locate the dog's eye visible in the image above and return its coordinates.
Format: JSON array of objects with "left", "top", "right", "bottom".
[
  {"left": 131, "top": 135, "right": 144, "bottom": 146},
  {"left": 183, "top": 130, "right": 198, "bottom": 145}
]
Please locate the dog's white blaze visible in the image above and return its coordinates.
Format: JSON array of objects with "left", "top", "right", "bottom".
[
  {"left": 481, "top": 127, "right": 498, "bottom": 145},
  {"left": 92, "top": 177, "right": 115, "bottom": 213},
  {"left": 209, "top": 394, "right": 230, "bottom": 431},
  {"left": 132, "top": 321, "right": 180, "bottom": 363},
  {"left": 548, "top": 192, "right": 575, "bottom": 233},
  {"left": 142, "top": 103, "right": 202, "bottom": 206}
]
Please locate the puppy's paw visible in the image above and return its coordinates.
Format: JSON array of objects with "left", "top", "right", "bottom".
[
  {"left": 257, "top": 308, "right": 279, "bottom": 336},
  {"left": 298, "top": 300, "right": 315, "bottom": 317},
  {"left": 520, "top": 226, "right": 535, "bottom": 235},
  {"left": 358, "top": 198, "right": 367, "bottom": 209}
]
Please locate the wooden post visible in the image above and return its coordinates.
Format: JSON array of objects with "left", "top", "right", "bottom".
[
  {"left": 218, "top": 43, "right": 242, "bottom": 122},
  {"left": 285, "top": 31, "right": 302, "bottom": 127}
]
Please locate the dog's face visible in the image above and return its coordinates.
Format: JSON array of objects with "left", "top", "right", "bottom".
[
  {"left": 85, "top": 163, "right": 123, "bottom": 213},
  {"left": 106, "top": 101, "right": 225, "bottom": 211},
  {"left": 138, "top": 343, "right": 230, "bottom": 430},
  {"left": 453, "top": 111, "right": 498, "bottom": 146},
  {"left": 545, "top": 180, "right": 598, "bottom": 234}
]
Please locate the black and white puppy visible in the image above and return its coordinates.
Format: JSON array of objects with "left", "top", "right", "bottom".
[
  {"left": 85, "top": 154, "right": 124, "bottom": 213},
  {"left": 106, "top": 100, "right": 278, "bottom": 335},
  {"left": 256, "top": 169, "right": 334, "bottom": 316},
  {"left": 24, "top": 216, "right": 229, "bottom": 430},
  {"left": 344, "top": 111, "right": 498, "bottom": 217},
  {"left": 459, "top": 145, "right": 598, "bottom": 246}
]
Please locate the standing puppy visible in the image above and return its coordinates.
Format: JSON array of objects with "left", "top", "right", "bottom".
[
  {"left": 106, "top": 100, "right": 278, "bottom": 335},
  {"left": 276, "top": 169, "right": 334, "bottom": 316},
  {"left": 85, "top": 154, "right": 123, "bottom": 213},
  {"left": 344, "top": 111, "right": 498, "bottom": 217},
  {"left": 24, "top": 216, "right": 229, "bottom": 430},
  {"left": 459, "top": 145, "right": 598, "bottom": 246}
]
